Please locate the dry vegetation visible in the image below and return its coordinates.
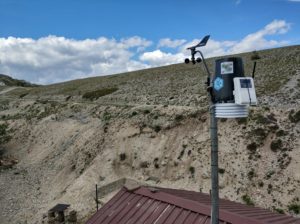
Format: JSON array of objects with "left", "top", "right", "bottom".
[{"left": 0, "top": 45, "right": 299, "bottom": 223}]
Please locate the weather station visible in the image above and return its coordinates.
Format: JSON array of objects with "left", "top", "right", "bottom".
[{"left": 184, "top": 35, "right": 258, "bottom": 224}]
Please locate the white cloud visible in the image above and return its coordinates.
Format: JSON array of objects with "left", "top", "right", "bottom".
[
  {"left": 158, "top": 38, "right": 186, "bottom": 48},
  {"left": 139, "top": 50, "right": 185, "bottom": 67},
  {"left": 0, "top": 36, "right": 151, "bottom": 84},
  {"left": 229, "top": 20, "right": 290, "bottom": 53},
  {"left": 0, "top": 20, "right": 292, "bottom": 84},
  {"left": 140, "top": 20, "right": 291, "bottom": 67}
]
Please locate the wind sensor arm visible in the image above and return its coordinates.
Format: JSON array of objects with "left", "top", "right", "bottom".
[{"left": 185, "top": 35, "right": 211, "bottom": 88}]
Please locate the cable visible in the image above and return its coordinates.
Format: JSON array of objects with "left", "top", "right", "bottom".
[{"left": 246, "top": 78, "right": 252, "bottom": 105}]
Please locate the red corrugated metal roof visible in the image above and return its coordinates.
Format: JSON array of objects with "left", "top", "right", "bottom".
[{"left": 86, "top": 186, "right": 300, "bottom": 224}]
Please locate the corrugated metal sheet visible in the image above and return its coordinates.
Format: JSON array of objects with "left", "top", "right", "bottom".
[{"left": 86, "top": 186, "right": 300, "bottom": 224}]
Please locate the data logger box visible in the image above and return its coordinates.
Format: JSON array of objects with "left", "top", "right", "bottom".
[{"left": 233, "top": 77, "right": 257, "bottom": 105}]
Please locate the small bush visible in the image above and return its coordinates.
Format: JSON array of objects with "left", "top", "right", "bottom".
[
  {"left": 0, "top": 123, "right": 11, "bottom": 145},
  {"left": 251, "top": 51, "right": 261, "bottom": 61},
  {"left": 258, "top": 181, "right": 264, "bottom": 187},
  {"left": 189, "top": 166, "right": 195, "bottom": 177},
  {"left": 288, "top": 203, "right": 300, "bottom": 214},
  {"left": 289, "top": 110, "right": 300, "bottom": 123},
  {"left": 220, "top": 118, "right": 227, "bottom": 122},
  {"left": 274, "top": 208, "right": 284, "bottom": 214},
  {"left": 19, "top": 92, "right": 28, "bottom": 98},
  {"left": 82, "top": 87, "right": 118, "bottom": 100},
  {"left": 267, "top": 184, "right": 273, "bottom": 194},
  {"left": 276, "top": 129, "right": 287, "bottom": 137},
  {"left": 254, "top": 114, "right": 270, "bottom": 124},
  {"left": 218, "top": 168, "right": 225, "bottom": 174},
  {"left": 131, "top": 111, "right": 138, "bottom": 116},
  {"left": 177, "top": 149, "right": 185, "bottom": 160},
  {"left": 175, "top": 114, "right": 183, "bottom": 122},
  {"left": 119, "top": 153, "right": 126, "bottom": 161},
  {"left": 140, "top": 161, "right": 149, "bottom": 168},
  {"left": 247, "top": 142, "right": 257, "bottom": 152},
  {"left": 247, "top": 169, "right": 255, "bottom": 180},
  {"left": 265, "top": 170, "right": 275, "bottom": 179},
  {"left": 237, "top": 118, "right": 247, "bottom": 124},
  {"left": 153, "top": 125, "right": 161, "bottom": 133},
  {"left": 242, "top": 194, "right": 254, "bottom": 206},
  {"left": 270, "top": 139, "right": 283, "bottom": 152}
]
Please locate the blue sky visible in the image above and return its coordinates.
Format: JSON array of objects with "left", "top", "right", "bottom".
[{"left": 0, "top": 0, "right": 300, "bottom": 84}]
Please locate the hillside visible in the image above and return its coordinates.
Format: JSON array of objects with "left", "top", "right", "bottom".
[
  {"left": 0, "top": 45, "right": 300, "bottom": 223},
  {"left": 0, "top": 74, "right": 38, "bottom": 88}
]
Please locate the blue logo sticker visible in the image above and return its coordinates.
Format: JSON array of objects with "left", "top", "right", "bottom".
[{"left": 214, "top": 77, "right": 224, "bottom": 91}]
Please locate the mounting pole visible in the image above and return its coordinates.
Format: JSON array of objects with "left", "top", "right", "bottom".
[
  {"left": 96, "top": 184, "right": 99, "bottom": 211},
  {"left": 185, "top": 35, "right": 219, "bottom": 224},
  {"left": 210, "top": 105, "right": 219, "bottom": 224}
]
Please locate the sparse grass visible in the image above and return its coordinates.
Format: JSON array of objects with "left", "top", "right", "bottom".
[
  {"left": 289, "top": 110, "right": 300, "bottom": 123},
  {"left": 0, "top": 123, "right": 11, "bottom": 145},
  {"left": 82, "top": 88, "right": 118, "bottom": 101},
  {"left": 0, "top": 99, "right": 9, "bottom": 111}
]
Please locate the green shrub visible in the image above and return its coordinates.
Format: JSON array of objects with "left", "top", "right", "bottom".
[
  {"left": 274, "top": 208, "right": 284, "bottom": 214},
  {"left": 82, "top": 87, "right": 118, "bottom": 100},
  {"left": 288, "top": 203, "right": 300, "bottom": 214},
  {"left": 242, "top": 194, "right": 254, "bottom": 206}
]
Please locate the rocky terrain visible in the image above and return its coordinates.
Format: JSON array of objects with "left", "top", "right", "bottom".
[{"left": 0, "top": 45, "right": 300, "bottom": 223}]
